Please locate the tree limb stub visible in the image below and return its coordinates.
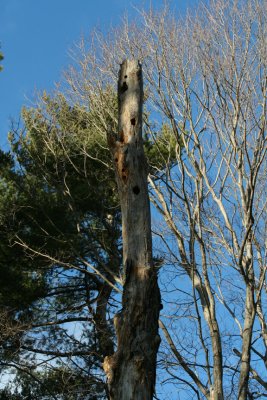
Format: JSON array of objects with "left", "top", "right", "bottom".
[{"left": 106, "top": 60, "right": 161, "bottom": 400}]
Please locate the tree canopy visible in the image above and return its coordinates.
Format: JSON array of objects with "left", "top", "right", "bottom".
[
  {"left": 0, "top": 83, "right": 175, "bottom": 398},
  {"left": 0, "top": 51, "right": 3, "bottom": 71}
]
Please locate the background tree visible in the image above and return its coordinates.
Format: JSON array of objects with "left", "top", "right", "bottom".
[
  {"left": 0, "top": 91, "right": 121, "bottom": 398},
  {"left": 0, "top": 82, "right": 173, "bottom": 397},
  {"left": 64, "top": 1, "right": 267, "bottom": 398},
  {"left": 0, "top": 50, "right": 3, "bottom": 71},
  {"left": 0, "top": 148, "right": 47, "bottom": 377}
]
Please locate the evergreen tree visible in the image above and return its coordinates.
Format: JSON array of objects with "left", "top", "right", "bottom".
[
  {"left": 0, "top": 89, "right": 175, "bottom": 397},
  {"left": 0, "top": 51, "right": 3, "bottom": 71}
]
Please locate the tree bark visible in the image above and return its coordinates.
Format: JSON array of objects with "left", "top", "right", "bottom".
[
  {"left": 238, "top": 285, "right": 256, "bottom": 400},
  {"left": 105, "top": 60, "right": 161, "bottom": 400},
  {"left": 238, "top": 235, "right": 256, "bottom": 400}
]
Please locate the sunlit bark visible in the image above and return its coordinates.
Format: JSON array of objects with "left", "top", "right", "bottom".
[{"left": 105, "top": 60, "right": 161, "bottom": 400}]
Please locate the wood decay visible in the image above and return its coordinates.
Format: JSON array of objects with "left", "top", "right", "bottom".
[{"left": 105, "top": 60, "right": 161, "bottom": 400}]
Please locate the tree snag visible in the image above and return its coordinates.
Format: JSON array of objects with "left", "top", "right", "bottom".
[{"left": 105, "top": 60, "right": 161, "bottom": 399}]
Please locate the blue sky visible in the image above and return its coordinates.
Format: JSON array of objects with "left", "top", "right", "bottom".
[{"left": 0, "top": 0, "right": 198, "bottom": 149}]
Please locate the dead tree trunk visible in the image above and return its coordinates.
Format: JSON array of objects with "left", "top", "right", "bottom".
[{"left": 105, "top": 60, "right": 161, "bottom": 400}]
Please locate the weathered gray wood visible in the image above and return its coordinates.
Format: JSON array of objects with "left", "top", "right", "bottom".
[{"left": 105, "top": 60, "right": 161, "bottom": 400}]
